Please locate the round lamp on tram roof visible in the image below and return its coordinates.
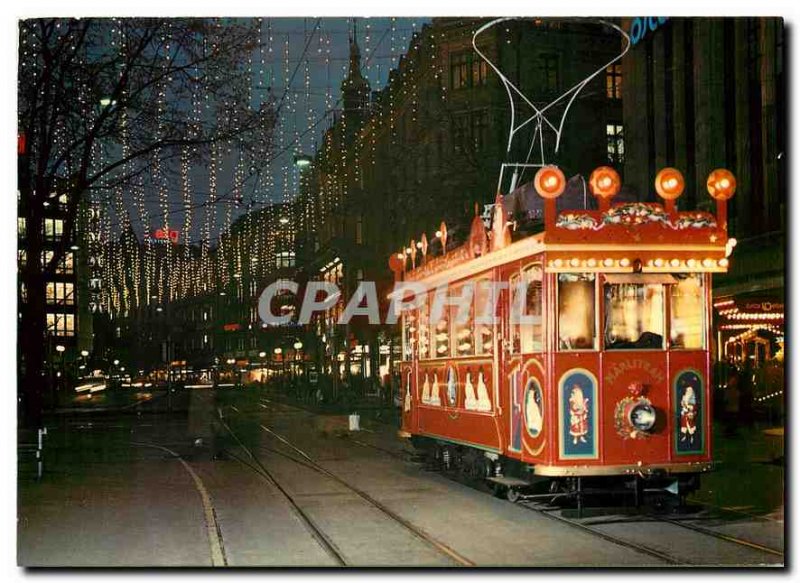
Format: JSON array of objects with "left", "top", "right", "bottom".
[
  {"left": 534, "top": 165, "right": 566, "bottom": 199},
  {"left": 589, "top": 166, "right": 621, "bottom": 200},
  {"left": 654, "top": 167, "right": 685, "bottom": 201},
  {"left": 706, "top": 168, "right": 737, "bottom": 200}
]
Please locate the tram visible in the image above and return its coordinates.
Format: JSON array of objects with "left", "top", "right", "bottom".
[{"left": 389, "top": 164, "right": 737, "bottom": 502}]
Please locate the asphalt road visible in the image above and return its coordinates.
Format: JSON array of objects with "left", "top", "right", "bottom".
[{"left": 17, "top": 387, "right": 785, "bottom": 567}]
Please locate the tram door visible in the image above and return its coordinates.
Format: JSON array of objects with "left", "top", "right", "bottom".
[{"left": 507, "top": 262, "right": 544, "bottom": 454}]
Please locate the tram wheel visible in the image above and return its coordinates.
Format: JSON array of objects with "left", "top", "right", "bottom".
[
  {"left": 492, "top": 483, "right": 507, "bottom": 499},
  {"left": 506, "top": 487, "right": 521, "bottom": 503}
]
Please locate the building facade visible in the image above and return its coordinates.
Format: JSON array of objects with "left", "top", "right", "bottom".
[
  {"left": 619, "top": 17, "right": 785, "bottom": 380},
  {"left": 295, "top": 17, "right": 625, "bottom": 388}
]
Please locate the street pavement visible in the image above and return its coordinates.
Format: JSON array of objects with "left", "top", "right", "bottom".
[{"left": 17, "top": 386, "right": 785, "bottom": 567}]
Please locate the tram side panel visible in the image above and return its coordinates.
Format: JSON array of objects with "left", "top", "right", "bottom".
[
  {"left": 414, "top": 359, "right": 503, "bottom": 453},
  {"left": 667, "top": 350, "right": 712, "bottom": 464}
]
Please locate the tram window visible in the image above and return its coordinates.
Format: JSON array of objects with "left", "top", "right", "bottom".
[
  {"left": 558, "top": 273, "right": 597, "bottom": 350},
  {"left": 604, "top": 282, "right": 665, "bottom": 350},
  {"left": 433, "top": 301, "right": 451, "bottom": 358},
  {"left": 418, "top": 296, "right": 431, "bottom": 359},
  {"left": 670, "top": 274, "right": 706, "bottom": 349},
  {"left": 509, "top": 274, "right": 522, "bottom": 353},
  {"left": 520, "top": 264, "right": 544, "bottom": 353},
  {"left": 453, "top": 285, "right": 475, "bottom": 357},
  {"left": 403, "top": 311, "right": 417, "bottom": 360},
  {"left": 475, "top": 280, "right": 494, "bottom": 355}
]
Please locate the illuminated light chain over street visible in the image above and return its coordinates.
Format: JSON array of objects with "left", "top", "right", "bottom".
[{"left": 16, "top": 16, "right": 784, "bottom": 568}]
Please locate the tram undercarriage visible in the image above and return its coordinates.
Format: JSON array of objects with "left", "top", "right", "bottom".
[{"left": 410, "top": 435, "right": 701, "bottom": 510}]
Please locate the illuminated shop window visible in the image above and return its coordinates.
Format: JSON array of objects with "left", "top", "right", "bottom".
[
  {"left": 43, "top": 218, "right": 64, "bottom": 241},
  {"left": 46, "top": 282, "right": 75, "bottom": 306},
  {"left": 46, "top": 312, "right": 75, "bottom": 337},
  {"left": 606, "top": 64, "right": 622, "bottom": 99},
  {"left": 41, "top": 251, "right": 74, "bottom": 274},
  {"left": 475, "top": 280, "right": 494, "bottom": 355},
  {"left": 18, "top": 217, "right": 26, "bottom": 238},
  {"left": 606, "top": 123, "right": 625, "bottom": 164},
  {"left": 558, "top": 273, "right": 597, "bottom": 350},
  {"left": 520, "top": 263, "right": 544, "bottom": 353},
  {"left": 450, "top": 51, "right": 488, "bottom": 91},
  {"left": 451, "top": 51, "right": 470, "bottom": 90},
  {"left": 18, "top": 249, "right": 26, "bottom": 267},
  {"left": 604, "top": 280, "right": 665, "bottom": 349},
  {"left": 275, "top": 251, "right": 295, "bottom": 269},
  {"left": 670, "top": 274, "right": 706, "bottom": 349}
]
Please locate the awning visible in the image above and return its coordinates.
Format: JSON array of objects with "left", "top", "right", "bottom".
[{"left": 603, "top": 273, "right": 677, "bottom": 285}]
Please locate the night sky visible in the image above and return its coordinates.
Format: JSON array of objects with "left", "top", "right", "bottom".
[{"left": 142, "top": 17, "right": 426, "bottom": 246}]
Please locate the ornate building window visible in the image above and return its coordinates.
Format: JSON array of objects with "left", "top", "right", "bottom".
[
  {"left": 606, "top": 64, "right": 622, "bottom": 99},
  {"left": 606, "top": 123, "right": 625, "bottom": 164}
]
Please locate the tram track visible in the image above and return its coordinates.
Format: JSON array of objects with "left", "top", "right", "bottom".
[
  {"left": 222, "top": 395, "right": 782, "bottom": 566},
  {"left": 516, "top": 501, "right": 783, "bottom": 566},
  {"left": 517, "top": 502, "right": 683, "bottom": 565},
  {"left": 218, "top": 408, "right": 475, "bottom": 567},
  {"left": 646, "top": 513, "right": 784, "bottom": 558},
  {"left": 216, "top": 412, "right": 347, "bottom": 566}
]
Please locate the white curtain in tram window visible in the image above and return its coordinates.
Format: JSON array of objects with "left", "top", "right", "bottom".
[
  {"left": 474, "top": 280, "right": 493, "bottom": 355},
  {"left": 558, "top": 276, "right": 595, "bottom": 349},
  {"left": 520, "top": 264, "right": 543, "bottom": 353},
  {"left": 671, "top": 275, "right": 704, "bottom": 349}
]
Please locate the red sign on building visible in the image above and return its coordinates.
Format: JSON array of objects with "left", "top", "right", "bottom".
[{"left": 153, "top": 229, "right": 180, "bottom": 243}]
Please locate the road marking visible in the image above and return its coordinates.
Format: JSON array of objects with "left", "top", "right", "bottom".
[{"left": 132, "top": 441, "right": 228, "bottom": 567}]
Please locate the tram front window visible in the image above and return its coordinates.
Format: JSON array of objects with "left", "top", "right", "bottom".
[
  {"left": 603, "top": 278, "right": 665, "bottom": 350},
  {"left": 670, "top": 274, "right": 705, "bottom": 349},
  {"left": 558, "top": 273, "right": 597, "bottom": 350}
]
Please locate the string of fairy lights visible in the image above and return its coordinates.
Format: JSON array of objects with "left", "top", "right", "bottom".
[{"left": 82, "top": 18, "right": 446, "bottom": 321}]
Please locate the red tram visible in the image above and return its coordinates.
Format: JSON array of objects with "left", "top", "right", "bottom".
[{"left": 389, "top": 165, "right": 737, "bottom": 502}]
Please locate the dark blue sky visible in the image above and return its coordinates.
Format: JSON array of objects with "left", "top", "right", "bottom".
[{"left": 175, "top": 17, "right": 426, "bottom": 244}]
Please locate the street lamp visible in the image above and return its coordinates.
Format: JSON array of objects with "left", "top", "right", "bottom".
[
  {"left": 294, "top": 154, "right": 312, "bottom": 168},
  {"left": 55, "top": 345, "right": 65, "bottom": 353}
]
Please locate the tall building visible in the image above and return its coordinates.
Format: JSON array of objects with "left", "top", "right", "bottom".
[
  {"left": 17, "top": 183, "right": 98, "bottom": 404},
  {"left": 619, "top": 17, "right": 785, "bottom": 370},
  {"left": 296, "top": 17, "right": 624, "bottom": 383}
]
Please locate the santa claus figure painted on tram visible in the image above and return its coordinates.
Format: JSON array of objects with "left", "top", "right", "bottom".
[
  {"left": 674, "top": 369, "right": 704, "bottom": 455},
  {"left": 680, "top": 385, "right": 697, "bottom": 443},
  {"left": 559, "top": 369, "right": 598, "bottom": 459},
  {"left": 569, "top": 385, "right": 590, "bottom": 445}
]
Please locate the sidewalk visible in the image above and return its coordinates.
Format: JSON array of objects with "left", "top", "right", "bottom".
[
  {"left": 690, "top": 422, "right": 784, "bottom": 520},
  {"left": 17, "top": 411, "right": 214, "bottom": 566}
]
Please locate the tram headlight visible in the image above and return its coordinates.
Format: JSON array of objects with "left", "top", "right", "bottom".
[{"left": 629, "top": 402, "right": 656, "bottom": 432}]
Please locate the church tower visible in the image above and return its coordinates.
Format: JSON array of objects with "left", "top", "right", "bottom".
[{"left": 340, "top": 21, "right": 371, "bottom": 144}]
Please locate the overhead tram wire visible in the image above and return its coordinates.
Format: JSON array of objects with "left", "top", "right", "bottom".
[{"left": 106, "top": 19, "right": 401, "bottom": 237}]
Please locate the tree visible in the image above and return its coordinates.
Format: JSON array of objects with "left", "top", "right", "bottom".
[{"left": 18, "top": 18, "right": 276, "bottom": 425}]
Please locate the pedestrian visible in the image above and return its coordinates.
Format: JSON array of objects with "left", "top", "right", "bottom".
[
  {"left": 724, "top": 366, "right": 741, "bottom": 436},
  {"left": 740, "top": 361, "right": 755, "bottom": 428}
]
